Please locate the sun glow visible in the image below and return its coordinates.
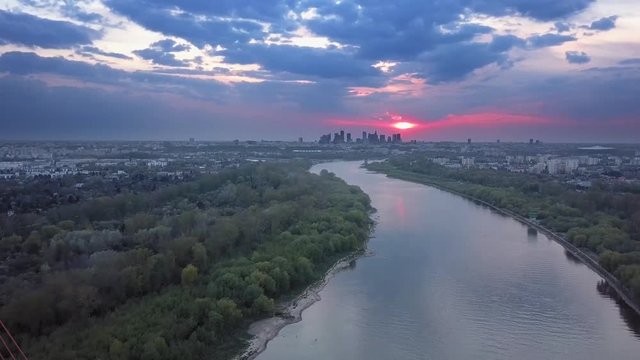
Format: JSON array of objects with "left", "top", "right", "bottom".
[{"left": 393, "top": 121, "right": 416, "bottom": 130}]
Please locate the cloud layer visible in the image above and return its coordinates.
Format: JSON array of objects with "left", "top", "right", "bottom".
[
  {"left": 0, "top": 0, "right": 638, "bottom": 141},
  {"left": 0, "top": 10, "right": 99, "bottom": 48}
]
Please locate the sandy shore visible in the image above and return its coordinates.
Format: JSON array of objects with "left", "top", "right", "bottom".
[{"left": 235, "top": 250, "right": 373, "bottom": 360}]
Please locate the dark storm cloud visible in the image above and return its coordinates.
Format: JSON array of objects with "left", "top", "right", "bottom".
[
  {"left": 0, "top": 76, "right": 268, "bottom": 141},
  {"left": 471, "top": 0, "right": 595, "bottom": 21},
  {"left": 419, "top": 42, "right": 509, "bottom": 83},
  {"left": 222, "top": 44, "right": 381, "bottom": 79},
  {"left": 19, "top": 0, "right": 103, "bottom": 22},
  {"left": 303, "top": 2, "right": 490, "bottom": 61},
  {"left": 537, "top": 69, "right": 640, "bottom": 121},
  {"left": 150, "top": 39, "right": 191, "bottom": 53},
  {"left": 77, "top": 46, "right": 132, "bottom": 60},
  {"left": 396, "top": 65, "right": 640, "bottom": 136},
  {"left": 0, "top": 52, "right": 229, "bottom": 100},
  {"left": 102, "top": 0, "right": 593, "bottom": 64},
  {"left": 95, "top": 0, "right": 600, "bottom": 86},
  {"left": 234, "top": 79, "right": 351, "bottom": 113},
  {"left": 0, "top": 51, "right": 122, "bottom": 81},
  {"left": 554, "top": 22, "right": 572, "bottom": 33},
  {"left": 0, "top": 75, "right": 347, "bottom": 140},
  {"left": 133, "top": 39, "right": 192, "bottom": 67},
  {"left": 0, "top": 51, "right": 348, "bottom": 115},
  {"left": 106, "top": 0, "right": 295, "bottom": 23},
  {"left": 565, "top": 51, "right": 591, "bottom": 64},
  {"left": 0, "top": 10, "right": 99, "bottom": 48},
  {"left": 302, "top": 0, "right": 592, "bottom": 60},
  {"left": 103, "top": 0, "right": 269, "bottom": 48},
  {"left": 0, "top": 76, "right": 177, "bottom": 139},
  {"left": 588, "top": 16, "right": 618, "bottom": 31},
  {"left": 131, "top": 51, "right": 185, "bottom": 67},
  {"left": 526, "top": 33, "right": 576, "bottom": 49},
  {"left": 489, "top": 35, "right": 526, "bottom": 52}
]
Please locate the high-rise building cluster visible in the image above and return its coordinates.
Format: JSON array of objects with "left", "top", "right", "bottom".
[{"left": 319, "top": 130, "right": 402, "bottom": 144}]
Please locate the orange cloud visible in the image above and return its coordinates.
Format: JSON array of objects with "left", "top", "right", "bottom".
[{"left": 348, "top": 73, "right": 426, "bottom": 97}]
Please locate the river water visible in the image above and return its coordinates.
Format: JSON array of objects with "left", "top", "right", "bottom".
[{"left": 256, "top": 161, "right": 640, "bottom": 360}]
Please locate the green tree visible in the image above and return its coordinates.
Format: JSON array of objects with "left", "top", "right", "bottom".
[
  {"left": 181, "top": 264, "right": 198, "bottom": 286},
  {"left": 252, "top": 295, "right": 274, "bottom": 315},
  {"left": 216, "top": 298, "right": 242, "bottom": 328},
  {"left": 22, "top": 231, "right": 43, "bottom": 254},
  {"left": 191, "top": 243, "right": 208, "bottom": 269},
  {"left": 57, "top": 220, "right": 75, "bottom": 231},
  {"left": 242, "top": 284, "right": 263, "bottom": 306},
  {"left": 109, "top": 338, "right": 125, "bottom": 360},
  {"left": 141, "top": 336, "right": 169, "bottom": 360}
]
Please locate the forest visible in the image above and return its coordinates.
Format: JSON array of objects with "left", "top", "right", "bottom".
[
  {"left": 0, "top": 162, "right": 372, "bottom": 359},
  {"left": 368, "top": 155, "right": 640, "bottom": 300}
]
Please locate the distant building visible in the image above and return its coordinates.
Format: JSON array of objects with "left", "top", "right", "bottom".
[
  {"left": 319, "top": 134, "right": 332, "bottom": 144},
  {"left": 318, "top": 129, "right": 401, "bottom": 145},
  {"left": 529, "top": 162, "right": 546, "bottom": 174},
  {"left": 547, "top": 159, "right": 561, "bottom": 174},
  {"left": 547, "top": 158, "right": 579, "bottom": 175},
  {"left": 331, "top": 130, "right": 346, "bottom": 144},
  {"left": 467, "top": 138, "right": 471, "bottom": 144},
  {"left": 461, "top": 157, "right": 475, "bottom": 168},
  {"left": 298, "top": 137, "right": 303, "bottom": 143},
  {"left": 147, "top": 160, "right": 168, "bottom": 168},
  {"left": 433, "top": 158, "right": 449, "bottom": 165}
]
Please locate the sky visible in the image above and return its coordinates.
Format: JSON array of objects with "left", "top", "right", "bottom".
[{"left": 0, "top": 0, "right": 639, "bottom": 142}]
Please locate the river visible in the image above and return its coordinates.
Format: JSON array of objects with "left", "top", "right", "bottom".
[{"left": 256, "top": 161, "right": 640, "bottom": 360}]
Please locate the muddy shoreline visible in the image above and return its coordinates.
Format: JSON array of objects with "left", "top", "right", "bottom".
[{"left": 235, "top": 249, "right": 373, "bottom": 360}]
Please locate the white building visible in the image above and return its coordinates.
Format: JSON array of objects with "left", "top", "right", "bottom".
[
  {"left": 147, "top": 160, "right": 168, "bottom": 167},
  {"left": 529, "top": 162, "right": 546, "bottom": 174},
  {"left": 547, "top": 158, "right": 579, "bottom": 175},
  {"left": 461, "top": 157, "right": 475, "bottom": 168}
]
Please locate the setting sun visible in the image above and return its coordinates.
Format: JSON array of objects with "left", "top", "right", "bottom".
[{"left": 393, "top": 121, "right": 416, "bottom": 130}]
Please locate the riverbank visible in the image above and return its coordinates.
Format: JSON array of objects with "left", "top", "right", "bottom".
[
  {"left": 366, "top": 165, "right": 640, "bottom": 317},
  {"left": 236, "top": 248, "right": 374, "bottom": 360}
]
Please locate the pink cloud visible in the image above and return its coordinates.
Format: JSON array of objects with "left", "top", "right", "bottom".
[{"left": 328, "top": 111, "right": 553, "bottom": 134}]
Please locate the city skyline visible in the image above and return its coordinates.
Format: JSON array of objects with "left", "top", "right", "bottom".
[{"left": 0, "top": 1, "right": 639, "bottom": 142}]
